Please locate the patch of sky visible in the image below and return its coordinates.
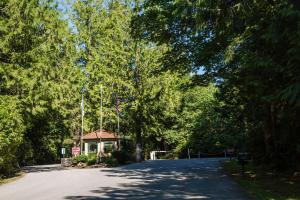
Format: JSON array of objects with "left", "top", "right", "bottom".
[
  {"left": 197, "top": 67, "right": 205, "bottom": 75},
  {"left": 56, "top": 0, "right": 77, "bottom": 33},
  {"left": 189, "top": 66, "right": 205, "bottom": 77}
]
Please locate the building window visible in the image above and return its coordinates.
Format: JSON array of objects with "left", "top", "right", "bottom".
[
  {"left": 104, "top": 142, "right": 114, "bottom": 153},
  {"left": 89, "top": 143, "right": 97, "bottom": 153}
]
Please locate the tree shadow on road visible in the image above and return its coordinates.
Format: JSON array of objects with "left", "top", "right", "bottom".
[
  {"left": 64, "top": 159, "right": 252, "bottom": 200},
  {"left": 22, "top": 164, "right": 68, "bottom": 173}
]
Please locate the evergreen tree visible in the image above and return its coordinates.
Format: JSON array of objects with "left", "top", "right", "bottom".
[
  {"left": 133, "top": 0, "right": 300, "bottom": 169},
  {"left": 0, "top": 0, "right": 82, "bottom": 167},
  {"left": 72, "top": 0, "right": 183, "bottom": 162},
  {"left": 0, "top": 96, "right": 24, "bottom": 177}
]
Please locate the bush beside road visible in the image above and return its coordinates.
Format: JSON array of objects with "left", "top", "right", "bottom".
[
  {"left": 222, "top": 160, "right": 300, "bottom": 200},
  {"left": 0, "top": 172, "right": 25, "bottom": 186}
]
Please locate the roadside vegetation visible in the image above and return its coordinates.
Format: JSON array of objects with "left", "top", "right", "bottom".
[
  {"left": 0, "top": 1, "right": 299, "bottom": 195},
  {"left": 222, "top": 160, "right": 300, "bottom": 200},
  {"left": 0, "top": 172, "right": 25, "bottom": 186},
  {"left": 72, "top": 154, "right": 118, "bottom": 168}
]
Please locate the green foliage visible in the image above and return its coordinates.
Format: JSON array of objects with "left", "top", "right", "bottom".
[
  {"left": 73, "top": 155, "right": 88, "bottom": 164},
  {"left": 72, "top": 0, "right": 133, "bottom": 132},
  {"left": 88, "top": 153, "right": 97, "bottom": 158},
  {"left": 112, "top": 150, "right": 133, "bottom": 164},
  {"left": 102, "top": 157, "right": 118, "bottom": 167},
  {"left": 73, "top": 154, "right": 97, "bottom": 165},
  {"left": 162, "top": 84, "right": 244, "bottom": 157},
  {"left": 104, "top": 143, "right": 113, "bottom": 153},
  {"left": 133, "top": 0, "right": 300, "bottom": 169},
  {"left": 1, "top": 0, "right": 298, "bottom": 181},
  {"left": 87, "top": 154, "right": 97, "bottom": 166},
  {"left": 0, "top": 0, "right": 196, "bottom": 176},
  {"left": 223, "top": 160, "right": 300, "bottom": 200},
  {"left": 0, "top": 96, "right": 24, "bottom": 177},
  {"left": 72, "top": 0, "right": 184, "bottom": 162},
  {"left": 0, "top": 0, "right": 82, "bottom": 170}
]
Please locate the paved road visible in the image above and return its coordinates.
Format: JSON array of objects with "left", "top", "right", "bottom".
[{"left": 0, "top": 158, "right": 253, "bottom": 200}]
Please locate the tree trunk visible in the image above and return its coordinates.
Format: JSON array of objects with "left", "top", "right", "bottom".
[
  {"left": 264, "top": 103, "right": 276, "bottom": 164},
  {"left": 135, "top": 125, "right": 142, "bottom": 162}
]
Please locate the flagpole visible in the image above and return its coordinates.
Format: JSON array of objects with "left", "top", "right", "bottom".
[
  {"left": 117, "top": 111, "right": 120, "bottom": 134},
  {"left": 99, "top": 85, "right": 103, "bottom": 162},
  {"left": 81, "top": 94, "right": 84, "bottom": 155},
  {"left": 118, "top": 111, "right": 120, "bottom": 149},
  {"left": 117, "top": 98, "right": 120, "bottom": 150}
]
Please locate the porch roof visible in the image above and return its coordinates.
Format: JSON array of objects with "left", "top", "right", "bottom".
[{"left": 83, "top": 129, "right": 119, "bottom": 140}]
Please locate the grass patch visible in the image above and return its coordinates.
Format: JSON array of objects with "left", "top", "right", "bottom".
[
  {"left": 222, "top": 160, "right": 300, "bottom": 200},
  {"left": 0, "top": 172, "right": 26, "bottom": 185}
]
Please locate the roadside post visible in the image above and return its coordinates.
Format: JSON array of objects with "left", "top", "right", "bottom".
[
  {"left": 61, "top": 147, "right": 73, "bottom": 167},
  {"left": 61, "top": 148, "right": 65, "bottom": 158},
  {"left": 238, "top": 152, "right": 250, "bottom": 176},
  {"left": 227, "top": 148, "right": 235, "bottom": 160}
]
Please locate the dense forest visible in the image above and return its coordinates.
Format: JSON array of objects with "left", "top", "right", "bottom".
[{"left": 0, "top": 0, "right": 299, "bottom": 177}]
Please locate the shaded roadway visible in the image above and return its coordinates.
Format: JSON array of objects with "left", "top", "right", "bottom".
[{"left": 0, "top": 158, "right": 253, "bottom": 200}]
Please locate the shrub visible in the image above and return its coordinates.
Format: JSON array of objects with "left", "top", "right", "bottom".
[
  {"left": 87, "top": 157, "right": 97, "bottom": 166},
  {"left": 87, "top": 154, "right": 97, "bottom": 166},
  {"left": 104, "top": 143, "right": 113, "bottom": 153},
  {"left": 102, "top": 157, "right": 118, "bottom": 167},
  {"left": 88, "top": 153, "right": 97, "bottom": 158},
  {"left": 157, "top": 152, "right": 175, "bottom": 160},
  {"left": 73, "top": 155, "right": 88, "bottom": 164},
  {"left": 112, "top": 150, "right": 133, "bottom": 164}
]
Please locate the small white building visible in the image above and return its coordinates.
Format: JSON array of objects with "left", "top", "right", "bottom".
[{"left": 82, "top": 129, "right": 119, "bottom": 156}]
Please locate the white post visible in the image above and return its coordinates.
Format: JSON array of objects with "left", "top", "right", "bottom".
[
  {"left": 150, "top": 151, "right": 154, "bottom": 160},
  {"left": 97, "top": 143, "right": 101, "bottom": 154},
  {"left": 84, "top": 143, "right": 88, "bottom": 155},
  {"left": 101, "top": 142, "right": 104, "bottom": 152},
  {"left": 99, "top": 85, "right": 103, "bottom": 162},
  {"left": 81, "top": 94, "right": 84, "bottom": 155},
  {"left": 117, "top": 100, "right": 120, "bottom": 150}
]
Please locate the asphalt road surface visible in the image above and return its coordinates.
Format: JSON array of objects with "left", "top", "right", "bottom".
[{"left": 0, "top": 158, "right": 253, "bottom": 200}]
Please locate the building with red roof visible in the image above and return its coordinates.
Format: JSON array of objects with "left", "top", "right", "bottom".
[{"left": 82, "top": 129, "right": 119, "bottom": 156}]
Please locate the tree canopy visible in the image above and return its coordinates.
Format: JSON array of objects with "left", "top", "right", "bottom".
[
  {"left": 132, "top": 0, "right": 300, "bottom": 168},
  {"left": 0, "top": 0, "right": 299, "bottom": 176}
]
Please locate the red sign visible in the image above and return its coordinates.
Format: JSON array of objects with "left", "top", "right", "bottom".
[{"left": 72, "top": 147, "right": 81, "bottom": 156}]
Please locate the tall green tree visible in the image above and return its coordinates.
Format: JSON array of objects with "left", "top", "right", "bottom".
[
  {"left": 72, "top": 0, "right": 183, "bottom": 162},
  {"left": 72, "top": 0, "right": 133, "bottom": 132},
  {"left": 0, "top": 0, "right": 82, "bottom": 167},
  {"left": 126, "top": 43, "right": 182, "bottom": 162},
  {"left": 0, "top": 96, "right": 24, "bottom": 177},
  {"left": 133, "top": 0, "right": 300, "bottom": 168}
]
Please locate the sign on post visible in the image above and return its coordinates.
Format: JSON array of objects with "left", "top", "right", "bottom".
[
  {"left": 72, "top": 147, "right": 80, "bottom": 156},
  {"left": 61, "top": 148, "right": 66, "bottom": 158}
]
